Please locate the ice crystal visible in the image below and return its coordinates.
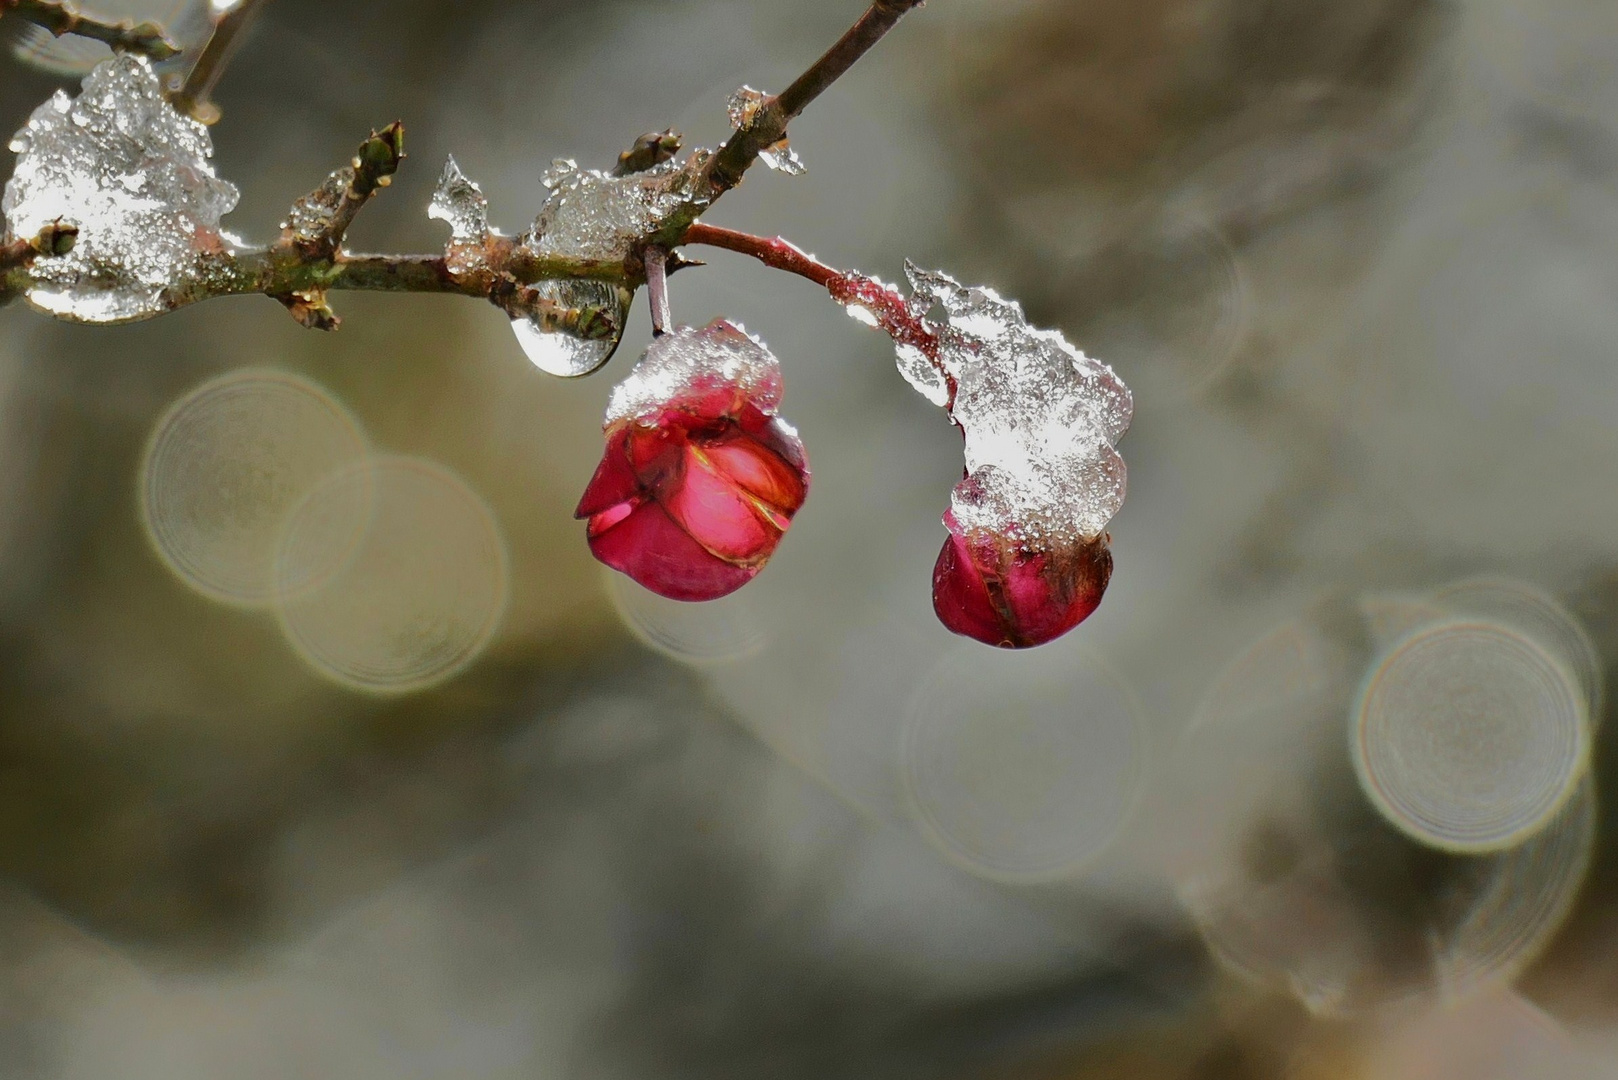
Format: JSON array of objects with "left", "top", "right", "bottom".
[
  {"left": 522, "top": 156, "right": 705, "bottom": 265},
  {"left": 905, "top": 265, "right": 1133, "bottom": 547},
  {"left": 2, "top": 54, "right": 239, "bottom": 323},
  {"left": 427, "top": 155, "right": 492, "bottom": 277},
  {"left": 428, "top": 156, "right": 489, "bottom": 244},
  {"left": 725, "top": 86, "right": 806, "bottom": 176},
  {"left": 510, "top": 278, "right": 629, "bottom": 378},
  {"left": 605, "top": 319, "right": 782, "bottom": 428}
]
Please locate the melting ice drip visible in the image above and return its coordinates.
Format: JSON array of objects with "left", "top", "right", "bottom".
[{"left": 3, "top": 54, "right": 239, "bottom": 323}]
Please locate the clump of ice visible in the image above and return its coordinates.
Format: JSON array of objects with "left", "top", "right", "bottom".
[
  {"left": 522, "top": 156, "right": 704, "bottom": 265},
  {"left": 905, "top": 264, "right": 1133, "bottom": 547},
  {"left": 725, "top": 86, "right": 806, "bottom": 176},
  {"left": 427, "top": 155, "right": 492, "bottom": 278},
  {"left": 2, "top": 53, "right": 239, "bottom": 323},
  {"left": 605, "top": 319, "right": 782, "bottom": 428},
  {"left": 428, "top": 156, "right": 489, "bottom": 246}
]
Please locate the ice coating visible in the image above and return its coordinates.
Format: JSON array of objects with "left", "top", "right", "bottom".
[
  {"left": 522, "top": 156, "right": 706, "bottom": 265},
  {"left": 906, "top": 264, "right": 1133, "bottom": 546},
  {"left": 2, "top": 54, "right": 239, "bottom": 323},
  {"left": 605, "top": 319, "right": 783, "bottom": 428},
  {"left": 509, "top": 278, "right": 628, "bottom": 378},
  {"left": 725, "top": 86, "right": 806, "bottom": 176}
]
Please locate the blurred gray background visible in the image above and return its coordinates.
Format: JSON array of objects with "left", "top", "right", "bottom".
[{"left": 4, "top": 0, "right": 1618, "bottom": 1077}]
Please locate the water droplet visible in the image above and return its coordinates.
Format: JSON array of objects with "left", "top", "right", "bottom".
[
  {"left": 900, "top": 641, "right": 1145, "bottom": 882},
  {"left": 509, "top": 278, "right": 628, "bottom": 378},
  {"left": 275, "top": 457, "right": 509, "bottom": 695},
  {"left": 139, "top": 369, "right": 369, "bottom": 607},
  {"left": 1354, "top": 620, "right": 1588, "bottom": 853},
  {"left": 605, "top": 568, "right": 765, "bottom": 665}
]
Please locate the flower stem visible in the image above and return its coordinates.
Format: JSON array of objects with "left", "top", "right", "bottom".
[{"left": 679, "top": 222, "right": 949, "bottom": 399}]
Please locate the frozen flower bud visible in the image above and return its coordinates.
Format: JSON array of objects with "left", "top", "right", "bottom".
[
  {"left": 932, "top": 510, "right": 1113, "bottom": 648},
  {"left": 576, "top": 319, "right": 809, "bottom": 601}
]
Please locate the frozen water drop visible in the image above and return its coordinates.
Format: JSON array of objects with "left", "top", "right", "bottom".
[
  {"left": 605, "top": 319, "right": 782, "bottom": 427},
  {"left": 509, "top": 278, "right": 629, "bottom": 378},
  {"left": 3, "top": 54, "right": 239, "bottom": 323}
]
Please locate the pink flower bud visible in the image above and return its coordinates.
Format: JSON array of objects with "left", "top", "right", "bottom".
[
  {"left": 931, "top": 510, "right": 1112, "bottom": 648},
  {"left": 576, "top": 321, "right": 809, "bottom": 601}
]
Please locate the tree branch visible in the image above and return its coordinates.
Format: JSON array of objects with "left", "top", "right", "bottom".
[
  {"left": 700, "top": 0, "right": 924, "bottom": 198},
  {"left": 2, "top": 0, "right": 180, "bottom": 60},
  {"left": 169, "top": 0, "right": 271, "bottom": 124}
]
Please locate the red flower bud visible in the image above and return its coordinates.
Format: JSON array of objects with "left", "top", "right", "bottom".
[
  {"left": 576, "top": 320, "right": 809, "bottom": 601},
  {"left": 931, "top": 510, "right": 1112, "bottom": 648}
]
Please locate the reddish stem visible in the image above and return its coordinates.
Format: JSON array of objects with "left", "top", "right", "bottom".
[{"left": 679, "top": 222, "right": 952, "bottom": 404}]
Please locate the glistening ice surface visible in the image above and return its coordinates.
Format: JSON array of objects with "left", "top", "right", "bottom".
[
  {"left": 3, "top": 54, "right": 239, "bottom": 322},
  {"left": 604, "top": 319, "right": 783, "bottom": 427},
  {"left": 905, "top": 264, "right": 1132, "bottom": 546}
]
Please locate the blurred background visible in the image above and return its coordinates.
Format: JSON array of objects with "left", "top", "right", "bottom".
[{"left": 3, "top": 0, "right": 1618, "bottom": 1076}]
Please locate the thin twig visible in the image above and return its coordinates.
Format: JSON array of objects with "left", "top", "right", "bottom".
[
  {"left": 169, "top": 0, "right": 271, "bottom": 124},
  {"left": 3, "top": 0, "right": 179, "bottom": 59},
  {"left": 644, "top": 245, "right": 672, "bottom": 335},
  {"left": 282, "top": 124, "right": 405, "bottom": 262},
  {"left": 700, "top": 0, "right": 924, "bottom": 197}
]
